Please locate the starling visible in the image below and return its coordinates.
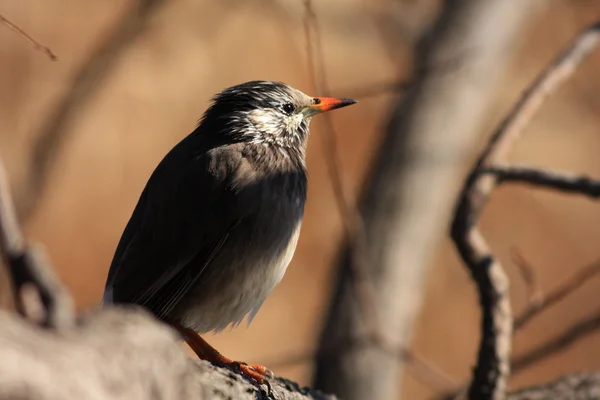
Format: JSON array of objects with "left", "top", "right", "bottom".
[{"left": 102, "top": 80, "right": 356, "bottom": 383}]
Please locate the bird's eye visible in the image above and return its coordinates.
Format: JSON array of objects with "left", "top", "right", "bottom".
[{"left": 282, "top": 103, "right": 295, "bottom": 114}]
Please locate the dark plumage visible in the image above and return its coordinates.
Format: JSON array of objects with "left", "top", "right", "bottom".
[{"left": 102, "top": 80, "right": 356, "bottom": 383}]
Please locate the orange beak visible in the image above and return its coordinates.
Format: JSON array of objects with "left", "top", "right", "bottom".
[{"left": 302, "top": 97, "right": 357, "bottom": 117}]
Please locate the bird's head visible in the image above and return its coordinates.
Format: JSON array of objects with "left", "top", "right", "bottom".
[{"left": 198, "top": 81, "right": 356, "bottom": 152}]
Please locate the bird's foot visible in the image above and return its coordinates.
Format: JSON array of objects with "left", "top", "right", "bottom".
[
  {"left": 174, "top": 324, "right": 274, "bottom": 386},
  {"left": 227, "top": 360, "right": 274, "bottom": 384},
  {"left": 229, "top": 362, "right": 274, "bottom": 397}
]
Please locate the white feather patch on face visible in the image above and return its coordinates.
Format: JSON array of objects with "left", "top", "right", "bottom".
[
  {"left": 245, "top": 109, "right": 308, "bottom": 149},
  {"left": 248, "top": 109, "right": 285, "bottom": 136}
]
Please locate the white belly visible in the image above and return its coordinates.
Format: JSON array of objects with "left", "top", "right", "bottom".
[{"left": 180, "top": 222, "right": 302, "bottom": 333}]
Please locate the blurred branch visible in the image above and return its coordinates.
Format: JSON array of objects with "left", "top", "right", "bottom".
[
  {"left": 510, "top": 248, "right": 544, "bottom": 317},
  {"left": 438, "top": 371, "right": 600, "bottom": 400},
  {"left": 340, "top": 37, "right": 472, "bottom": 101},
  {"left": 343, "top": 79, "right": 412, "bottom": 100},
  {"left": 313, "top": 0, "right": 539, "bottom": 399},
  {"left": 303, "top": 0, "right": 381, "bottom": 355},
  {"left": 450, "top": 22, "right": 600, "bottom": 400},
  {"left": 506, "top": 251, "right": 600, "bottom": 373},
  {"left": 0, "top": 307, "right": 333, "bottom": 400},
  {"left": 265, "top": 343, "right": 458, "bottom": 391},
  {"left": 303, "top": 0, "right": 456, "bottom": 393},
  {"left": 512, "top": 249, "right": 600, "bottom": 331},
  {"left": 17, "top": 0, "right": 167, "bottom": 221},
  {"left": 512, "top": 310, "right": 600, "bottom": 373},
  {"left": 0, "top": 11, "right": 57, "bottom": 60},
  {"left": 0, "top": 159, "right": 73, "bottom": 329},
  {"left": 485, "top": 165, "right": 600, "bottom": 197},
  {"left": 507, "top": 371, "right": 600, "bottom": 400},
  {"left": 341, "top": 61, "right": 467, "bottom": 101}
]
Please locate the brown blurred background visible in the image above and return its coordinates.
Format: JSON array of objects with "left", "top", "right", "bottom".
[{"left": 2, "top": 1, "right": 600, "bottom": 399}]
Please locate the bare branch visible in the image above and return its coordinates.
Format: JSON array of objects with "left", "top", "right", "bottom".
[
  {"left": 302, "top": 2, "right": 456, "bottom": 390},
  {"left": 264, "top": 344, "right": 458, "bottom": 391},
  {"left": 0, "top": 308, "right": 333, "bottom": 400},
  {"left": 508, "top": 371, "right": 600, "bottom": 400},
  {"left": 510, "top": 248, "right": 544, "bottom": 315},
  {"left": 436, "top": 371, "right": 600, "bottom": 400},
  {"left": 450, "top": 23, "right": 600, "bottom": 400},
  {"left": 302, "top": 0, "right": 382, "bottom": 355},
  {"left": 513, "top": 255, "right": 600, "bottom": 331},
  {"left": 0, "top": 11, "right": 57, "bottom": 60},
  {"left": 343, "top": 80, "right": 412, "bottom": 99},
  {"left": 512, "top": 311, "right": 600, "bottom": 373},
  {"left": 339, "top": 53, "right": 472, "bottom": 100},
  {"left": 485, "top": 165, "right": 600, "bottom": 197},
  {"left": 315, "top": 1, "right": 540, "bottom": 399},
  {"left": 507, "top": 254, "right": 600, "bottom": 373},
  {"left": 0, "top": 160, "right": 73, "bottom": 329},
  {"left": 17, "top": 0, "right": 167, "bottom": 221},
  {"left": 0, "top": 160, "right": 26, "bottom": 259}
]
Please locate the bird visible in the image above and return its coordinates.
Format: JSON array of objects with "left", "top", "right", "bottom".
[{"left": 102, "top": 80, "right": 357, "bottom": 384}]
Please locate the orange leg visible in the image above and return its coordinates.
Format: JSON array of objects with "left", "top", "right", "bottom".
[{"left": 174, "top": 324, "right": 274, "bottom": 385}]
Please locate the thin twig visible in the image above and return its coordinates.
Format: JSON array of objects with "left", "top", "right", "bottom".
[
  {"left": 339, "top": 53, "right": 469, "bottom": 100},
  {"left": 450, "top": 22, "right": 600, "bottom": 400},
  {"left": 18, "top": 0, "right": 166, "bottom": 221},
  {"left": 303, "top": 0, "right": 380, "bottom": 344},
  {"left": 513, "top": 255, "right": 600, "bottom": 331},
  {"left": 303, "top": 0, "right": 457, "bottom": 390},
  {"left": 512, "top": 310, "right": 600, "bottom": 373},
  {"left": 303, "top": 0, "right": 358, "bottom": 237},
  {"left": 489, "top": 165, "right": 600, "bottom": 332},
  {"left": 510, "top": 247, "right": 544, "bottom": 314},
  {"left": 343, "top": 80, "right": 412, "bottom": 99},
  {"left": 485, "top": 165, "right": 600, "bottom": 197},
  {"left": 265, "top": 342, "right": 459, "bottom": 390},
  {"left": 0, "top": 11, "right": 57, "bottom": 60}
]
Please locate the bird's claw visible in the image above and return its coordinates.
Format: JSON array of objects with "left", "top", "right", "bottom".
[
  {"left": 230, "top": 361, "right": 273, "bottom": 380},
  {"left": 229, "top": 361, "right": 274, "bottom": 396},
  {"left": 242, "top": 362, "right": 275, "bottom": 379}
]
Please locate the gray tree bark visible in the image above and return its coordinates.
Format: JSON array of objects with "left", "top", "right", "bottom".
[
  {"left": 313, "top": 1, "right": 542, "bottom": 399},
  {"left": 0, "top": 307, "right": 335, "bottom": 400}
]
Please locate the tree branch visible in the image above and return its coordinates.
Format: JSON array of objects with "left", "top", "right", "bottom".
[
  {"left": 0, "top": 11, "right": 57, "bottom": 60},
  {"left": 508, "top": 371, "right": 600, "bottom": 400},
  {"left": 512, "top": 310, "right": 600, "bottom": 373},
  {"left": 302, "top": 0, "right": 379, "bottom": 342},
  {"left": 17, "top": 0, "right": 167, "bottom": 221},
  {"left": 450, "top": 22, "right": 600, "bottom": 400},
  {"left": 0, "top": 307, "right": 334, "bottom": 400},
  {"left": 0, "top": 160, "right": 73, "bottom": 329},
  {"left": 303, "top": 0, "right": 453, "bottom": 391},
  {"left": 512, "top": 253, "right": 600, "bottom": 331},
  {"left": 314, "top": 1, "right": 540, "bottom": 399},
  {"left": 440, "top": 371, "right": 600, "bottom": 400},
  {"left": 485, "top": 165, "right": 600, "bottom": 198}
]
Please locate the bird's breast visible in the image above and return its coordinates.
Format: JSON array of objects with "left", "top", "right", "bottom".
[
  {"left": 233, "top": 171, "right": 306, "bottom": 275},
  {"left": 178, "top": 166, "right": 307, "bottom": 333}
]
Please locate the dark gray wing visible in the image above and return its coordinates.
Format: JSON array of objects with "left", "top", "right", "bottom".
[{"left": 103, "top": 138, "right": 243, "bottom": 319}]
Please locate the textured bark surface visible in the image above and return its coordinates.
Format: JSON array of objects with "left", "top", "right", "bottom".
[
  {"left": 314, "top": 1, "right": 541, "bottom": 399},
  {"left": 508, "top": 372, "right": 600, "bottom": 400},
  {"left": 0, "top": 307, "right": 334, "bottom": 400}
]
